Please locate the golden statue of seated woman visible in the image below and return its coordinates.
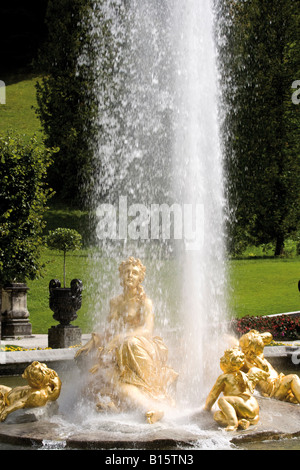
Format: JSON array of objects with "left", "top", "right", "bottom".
[
  {"left": 0, "top": 361, "right": 61, "bottom": 422},
  {"left": 239, "top": 329, "right": 300, "bottom": 404},
  {"left": 204, "top": 348, "right": 268, "bottom": 431},
  {"left": 75, "top": 256, "right": 178, "bottom": 424}
]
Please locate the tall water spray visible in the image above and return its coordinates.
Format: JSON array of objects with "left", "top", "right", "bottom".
[
  {"left": 171, "top": 0, "right": 227, "bottom": 405},
  {"left": 89, "top": 0, "right": 228, "bottom": 408}
]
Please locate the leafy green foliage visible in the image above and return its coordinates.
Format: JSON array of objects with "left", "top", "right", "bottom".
[
  {"left": 216, "top": 0, "right": 300, "bottom": 255},
  {"left": 0, "top": 134, "right": 57, "bottom": 285},
  {"left": 35, "top": 0, "right": 98, "bottom": 206},
  {"left": 46, "top": 228, "right": 82, "bottom": 254}
]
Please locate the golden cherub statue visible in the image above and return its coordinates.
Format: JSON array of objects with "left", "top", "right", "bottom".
[
  {"left": 239, "top": 329, "right": 300, "bottom": 403},
  {"left": 0, "top": 361, "right": 61, "bottom": 422},
  {"left": 204, "top": 348, "right": 269, "bottom": 431},
  {"left": 75, "top": 256, "right": 178, "bottom": 424}
]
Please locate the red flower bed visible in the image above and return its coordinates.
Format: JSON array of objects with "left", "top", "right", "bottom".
[{"left": 231, "top": 313, "right": 300, "bottom": 340}]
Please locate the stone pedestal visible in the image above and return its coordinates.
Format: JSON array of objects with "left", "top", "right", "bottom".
[
  {"left": 48, "top": 279, "right": 83, "bottom": 349},
  {"left": 0, "top": 283, "right": 32, "bottom": 338},
  {"left": 48, "top": 325, "right": 82, "bottom": 349}
]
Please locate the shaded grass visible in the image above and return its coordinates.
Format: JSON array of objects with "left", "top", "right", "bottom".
[{"left": 44, "top": 202, "right": 91, "bottom": 246}]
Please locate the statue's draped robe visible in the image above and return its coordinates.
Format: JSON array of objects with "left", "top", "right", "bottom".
[{"left": 86, "top": 296, "right": 178, "bottom": 407}]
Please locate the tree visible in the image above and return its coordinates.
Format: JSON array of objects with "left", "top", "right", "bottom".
[
  {"left": 35, "top": 0, "right": 97, "bottom": 206},
  {"left": 46, "top": 228, "right": 82, "bottom": 287},
  {"left": 215, "top": 0, "right": 300, "bottom": 255},
  {"left": 0, "top": 133, "right": 57, "bottom": 285}
]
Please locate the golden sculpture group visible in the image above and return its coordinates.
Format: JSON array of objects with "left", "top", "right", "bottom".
[
  {"left": 204, "top": 347, "right": 269, "bottom": 431},
  {"left": 0, "top": 257, "right": 299, "bottom": 431},
  {"left": 0, "top": 361, "right": 61, "bottom": 422},
  {"left": 205, "top": 330, "right": 300, "bottom": 431}
]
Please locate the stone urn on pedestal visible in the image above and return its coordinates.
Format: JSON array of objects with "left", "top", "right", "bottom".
[
  {"left": 48, "top": 278, "right": 83, "bottom": 349},
  {"left": 46, "top": 228, "right": 83, "bottom": 349}
]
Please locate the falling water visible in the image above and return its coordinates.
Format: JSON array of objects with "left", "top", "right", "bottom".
[
  {"left": 87, "top": 0, "right": 229, "bottom": 409},
  {"left": 170, "top": 0, "right": 228, "bottom": 405}
]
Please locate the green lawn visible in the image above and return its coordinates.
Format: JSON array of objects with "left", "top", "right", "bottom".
[
  {"left": 228, "top": 258, "right": 300, "bottom": 318},
  {"left": 0, "top": 71, "right": 43, "bottom": 138}
]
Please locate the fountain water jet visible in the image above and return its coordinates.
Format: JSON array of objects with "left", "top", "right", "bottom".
[
  {"left": 170, "top": 0, "right": 228, "bottom": 405},
  {"left": 87, "top": 0, "right": 229, "bottom": 411}
]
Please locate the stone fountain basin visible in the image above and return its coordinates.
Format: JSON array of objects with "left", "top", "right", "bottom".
[
  {"left": 0, "top": 342, "right": 299, "bottom": 449},
  {"left": 0, "top": 396, "right": 299, "bottom": 449}
]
